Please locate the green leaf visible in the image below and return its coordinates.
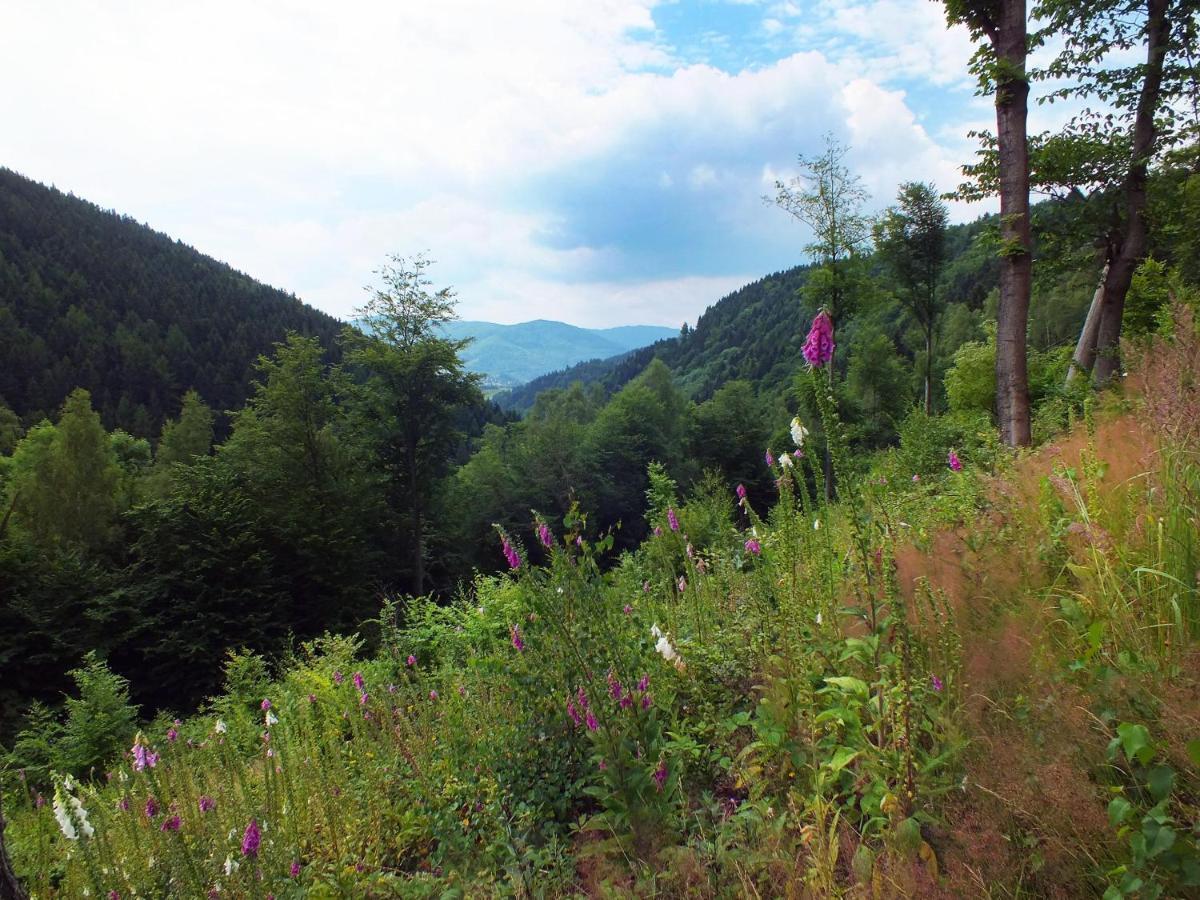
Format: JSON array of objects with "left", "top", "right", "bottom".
[
  {"left": 827, "top": 747, "right": 860, "bottom": 773},
  {"left": 1186, "top": 739, "right": 1200, "bottom": 768},
  {"left": 1116, "top": 723, "right": 1153, "bottom": 765},
  {"left": 1107, "top": 796, "right": 1133, "bottom": 827},
  {"left": 824, "top": 676, "right": 870, "bottom": 699},
  {"left": 1143, "top": 821, "right": 1176, "bottom": 858},
  {"left": 1145, "top": 765, "right": 1174, "bottom": 803}
]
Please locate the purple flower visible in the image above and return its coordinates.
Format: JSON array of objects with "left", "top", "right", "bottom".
[
  {"left": 388, "top": 683, "right": 397, "bottom": 694},
  {"left": 607, "top": 669, "right": 623, "bottom": 702},
  {"left": 261, "top": 698, "right": 271, "bottom": 711},
  {"left": 585, "top": 709, "right": 599, "bottom": 731},
  {"left": 623, "top": 603, "right": 633, "bottom": 615},
  {"left": 653, "top": 526, "right": 663, "bottom": 537},
  {"left": 510, "top": 624, "right": 525, "bottom": 653},
  {"left": 198, "top": 796, "right": 215, "bottom": 813},
  {"left": 131, "top": 742, "right": 158, "bottom": 772},
  {"left": 406, "top": 654, "right": 417, "bottom": 667},
  {"left": 352, "top": 672, "right": 365, "bottom": 691},
  {"left": 931, "top": 674, "right": 944, "bottom": 692},
  {"left": 566, "top": 697, "right": 582, "bottom": 727},
  {"left": 537, "top": 521, "right": 553, "bottom": 549},
  {"left": 166, "top": 727, "right": 178, "bottom": 743},
  {"left": 359, "top": 692, "right": 369, "bottom": 706},
  {"left": 598, "top": 758, "right": 607, "bottom": 771},
  {"left": 653, "top": 759, "right": 668, "bottom": 791},
  {"left": 620, "top": 695, "right": 633, "bottom": 709},
  {"left": 109, "top": 892, "right": 120, "bottom": 900},
  {"left": 642, "top": 693, "right": 653, "bottom": 710},
  {"left": 242, "top": 819, "right": 261, "bottom": 858},
  {"left": 501, "top": 536, "right": 521, "bottom": 570},
  {"left": 333, "top": 671, "right": 344, "bottom": 685},
  {"left": 637, "top": 674, "right": 649, "bottom": 692},
  {"left": 912, "top": 474, "right": 920, "bottom": 482},
  {"left": 736, "top": 483, "right": 747, "bottom": 500},
  {"left": 948, "top": 449, "right": 962, "bottom": 472},
  {"left": 308, "top": 693, "right": 317, "bottom": 703},
  {"left": 667, "top": 508, "right": 680, "bottom": 532},
  {"left": 144, "top": 796, "right": 158, "bottom": 818},
  {"left": 576, "top": 534, "right": 583, "bottom": 547},
  {"left": 642, "top": 580, "right": 651, "bottom": 593},
  {"left": 765, "top": 448, "right": 775, "bottom": 467},
  {"left": 117, "top": 796, "right": 128, "bottom": 812},
  {"left": 290, "top": 860, "right": 302, "bottom": 878},
  {"left": 802, "top": 310, "right": 836, "bottom": 368},
  {"left": 677, "top": 576, "right": 687, "bottom": 593},
  {"left": 744, "top": 538, "right": 761, "bottom": 556},
  {"left": 429, "top": 690, "right": 439, "bottom": 701},
  {"left": 160, "top": 815, "right": 181, "bottom": 832}
]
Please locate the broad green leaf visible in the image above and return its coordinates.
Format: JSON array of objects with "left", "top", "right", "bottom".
[
  {"left": 824, "top": 676, "right": 870, "bottom": 699},
  {"left": 826, "top": 747, "right": 859, "bottom": 772},
  {"left": 1107, "top": 796, "right": 1132, "bottom": 827}
]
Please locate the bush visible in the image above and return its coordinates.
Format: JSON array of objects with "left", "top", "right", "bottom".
[{"left": 56, "top": 653, "right": 138, "bottom": 777}]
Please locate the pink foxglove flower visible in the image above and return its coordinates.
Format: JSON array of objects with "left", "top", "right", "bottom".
[
  {"left": 406, "top": 654, "right": 417, "bottom": 667},
  {"left": 198, "top": 796, "right": 215, "bottom": 813},
  {"left": 736, "top": 483, "right": 746, "bottom": 501},
  {"left": 510, "top": 624, "right": 525, "bottom": 652},
  {"left": 241, "top": 819, "right": 261, "bottom": 858},
  {"left": 802, "top": 310, "right": 835, "bottom": 367},
  {"left": 948, "top": 449, "right": 962, "bottom": 472},
  {"left": 653, "top": 759, "right": 668, "bottom": 791},
  {"left": 930, "top": 674, "right": 944, "bottom": 692},
  {"left": 765, "top": 448, "right": 775, "bottom": 466},
  {"left": 537, "top": 521, "right": 553, "bottom": 549},
  {"left": 667, "top": 508, "right": 680, "bottom": 532},
  {"left": 744, "top": 538, "right": 761, "bottom": 556}
]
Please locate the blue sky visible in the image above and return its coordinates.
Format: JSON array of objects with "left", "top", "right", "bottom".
[{"left": 0, "top": 0, "right": 1036, "bottom": 328}]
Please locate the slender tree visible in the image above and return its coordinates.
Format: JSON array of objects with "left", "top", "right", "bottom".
[
  {"left": 943, "top": 0, "right": 1034, "bottom": 446},
  {"left": 344, "top": 254, "right": 482, "bottom": 595},
  {"left": 875, "top": 182, "right": 951, "bottom": 414}
]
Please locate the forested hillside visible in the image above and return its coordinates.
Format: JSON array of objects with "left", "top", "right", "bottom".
[{"left": 0, "top": 169, "right": 344, "bottom": 436}]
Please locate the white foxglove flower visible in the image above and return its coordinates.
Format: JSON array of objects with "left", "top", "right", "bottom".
[
  {"left": 655, "top": 635, "right": 679, "bottom": 663},
  {"left": 650, "top": 624, "right": 663, "bottom": 639},
  {"left": 790, "top": 417, "right": 809, "bottom": 448},
  {"left": 265, "top": 710, "right": 278, "bottom": 727},
  {"left": 813, "top": 519, "right": 821, "bottom": 531},
  {"left": 214, "top": 719, "right": 227, "bottom": 734},
  {"left": 815, "top": 612, "right": 823, "bottom": 626},
  {"left": 780, "top": 453, "right": 793, "bottom": 469},
  {"left": 53, "top": 793, "right": 77, "bottom": 841}
]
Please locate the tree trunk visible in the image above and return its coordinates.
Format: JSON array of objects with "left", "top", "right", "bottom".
[
  {"left": 0, "top": 797, "right": 28, "bottom": 900},
  {"left": 407, "top": 441, "right": 424, "bottom": 596},
  {"left": 1093, "top": 0, "right": 1170, "bottom": 385},
  {"left": 1066, "top": 263, "right": 1109, "bottom": 384},
  {"left": 924, "top": 328, "right": 934, "bottom": 415},
  {"left": 993, "top": 0, "right": 1033, "bottom": 447}
]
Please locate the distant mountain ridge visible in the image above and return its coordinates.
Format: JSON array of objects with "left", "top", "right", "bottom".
[
  {"left": 0, "top": 168, "right": 344, "bottom": 436},
  {"left": 438, "top": 319, "right": 676, "bottom": 388}
]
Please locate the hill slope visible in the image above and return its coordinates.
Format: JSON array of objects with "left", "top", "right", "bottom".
[
  {"left": 0, "top": 168, "right": 345, "bottom": 435},
  {"left": 440, "top": 319, "right": 675, "bottom": 388}
]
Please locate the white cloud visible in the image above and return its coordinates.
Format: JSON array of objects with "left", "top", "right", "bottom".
[{"left": 0, "top": 0, "right": 1011, "bottom": 328}]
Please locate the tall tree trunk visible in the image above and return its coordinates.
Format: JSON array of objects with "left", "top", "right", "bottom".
[
  {"left": 993, "top": 0, "right": 1033, "bottom": 446},
  {"left": 1066, "top": 263, "right": 1109, "bottom": 384},
  {"left": 924, "top": 328, "right": 934, "bottom": 415},
  {"left": 1093, "top": 0, "right": 1170, "bottom": 384},
  {"left": 407, "top": 441, "right": 424, "bottom": 595},
  {"left": 0, "top": 797, "right": 28, "bottom": 900}
]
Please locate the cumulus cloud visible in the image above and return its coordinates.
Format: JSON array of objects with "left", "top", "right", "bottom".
[{"left": 0, "top": 0, "right": 1005, "bottom": 327}]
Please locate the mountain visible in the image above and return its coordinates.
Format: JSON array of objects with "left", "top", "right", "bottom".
[
  {"left": 494, "top": 212, "right": 1009, "bottom": 413},
  {"left": 0, "top": 168, "right": 345, "bottom": 436},
  {"left": 439, "top": 319, "right": 676, "bottom": 389}
]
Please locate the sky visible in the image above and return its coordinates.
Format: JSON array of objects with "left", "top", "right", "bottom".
[{"left": 1, "top": 0, "right": 1046, "bottom": 328}]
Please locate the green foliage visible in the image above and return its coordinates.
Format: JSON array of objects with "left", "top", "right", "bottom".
[{"left": 56, "top": 654, "right": 138, "bottom": 778}]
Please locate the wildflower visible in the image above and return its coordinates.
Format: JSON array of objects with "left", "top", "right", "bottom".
[
  {"left": 145, "top": 796, "right": 159, "bottom": 818},
  {"left": 109, "top": 892, "right": 120, "bottom": 900},
  {"left": 117, "top": 796, "right": 129, "bottom": 812},
  {"left": 166, "top": 726, "right": 178, "bottom": 743},
  {"left": 359, "top": 692, "right": 369, "bottom": 706},
  {"left": 576, "top": 534, "right": 583, "bottom": 547},
  {"left": 765, "top": 448, "right": 775, "bottom": 466},
  {"left": 780, "top": 453, "right": 793, "bottom": 469},
  {"left": 813, "top": 518, "right": 821, "bottom": 531},
  {"left": 224, "top": 855, "right": 237, "bottom": 876},
  {"left": 653, "top": 759, "right": 668, "bottom": 791},
  {"left": 500, "top": 535, "right": 521, "bottom": 570},
  {"left": 261, "top": 698, "right": 271, "bottom": 711},
  {"left": 265, "top": 710, "right": 278, "bottom": 727},
  {"left": 585, "top": 709, "right": 599, "bottom": 731},
  {"left": 352, "top": 672, "right": 365, "bottom": 691},
  {"left": 53, "top": 780, "right": 93, "bottom": 840},
  {"left": 290, "top": 860, "right": 302, "bottom": 878},
  {"left": 643, "top": 580, "right": 651, "bottom": 592},
  {"left": 566, "top": 697, "right": 582, "bottom": 727},
  {"left": 637, "top": 674, "right": 649, "bottom": 692},
  {"left": 931, "top": 674, "right": 944, "bottom": 693},
  {"left": 333, "top": 671, "right": 344, "bottom": 685},
  {"left": 653, "top": 526, "right": 663, "bottom": 537},
  {"left": 241, "top": 819, "right": 261, "bottom": 858},
  {"left": 736, "top": 483, "right": 747, "bottom": 501},
  {"left": 816, "top": 611, "right": 823, "bottom": 626},
  {"left": 510, "top": 624, "right": 525, "bottom": 652},
  {"left": 912, "top": 474, "right": 920, "bottom": 482},
  {"left": 598, "top": 759, "right": 607, "bottom": 771},
  {"left": 642, "top": 693, "right": 653, "bottom": 709},
  {"left": 744, "top": 538, "right": 761, "bottom": 556},
  {"left": 620, "top": 695, "right": 633, "bottom": 709},
  {"left": 948, "top": 449, "right": 962, "bottom": 472},
  {"left": 667, "top": 507, "right": 680, "bottom": 531},
  {"left": 537, "top": 521, "right": 553, "bottom": 549},
  {"left": 793, "top": 448, "right": 803, "bottom": 459},
  {"left": 35, "top": 794, "right": 45, "bottom": 809},
  {"left": 407, "top": 654, "right": 417, "bottom": 667},
  {"left": 790, "top": 416, "right": 809, "bottom": 448},
  {"left": 429, "top": 690, "right": 439, "bottom": 701},
  {"left": 623, "top": 603, "right": 632, "bottom": 615},
  {"left": 650, "top": 623, "right": 663, "bottom": 639},
  {"left": 607, "top": 670, "right": 623, "bottom": 702},
  {"left": 802, "top": 310, "right": 835, "bottom": 367},
  {"left": 214, "top": 719, "right": 227, "bottom": 734},
  {"left": 686, "top": 542, "right": 694, "bottom": 558},
  {"left": 677, "top": 576, "right": 687, "bottom": 593},
  {"left": 161, "top": 815, "right": 182, "bottom": 832},
  {"left": 388, "top": 683, "right": 397, "bottom": 694},
  {"left": 199, "top": 796, "right": 215, "bottom": 813},
  {"left": 655, "top": 635, "right": 679, "bottom": 664},
  {"left": 308, "top": 693, "right": 317, "bottom": 703},
  {"left": 131, "top": 740, "right": 159, "bottom": 773}
]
